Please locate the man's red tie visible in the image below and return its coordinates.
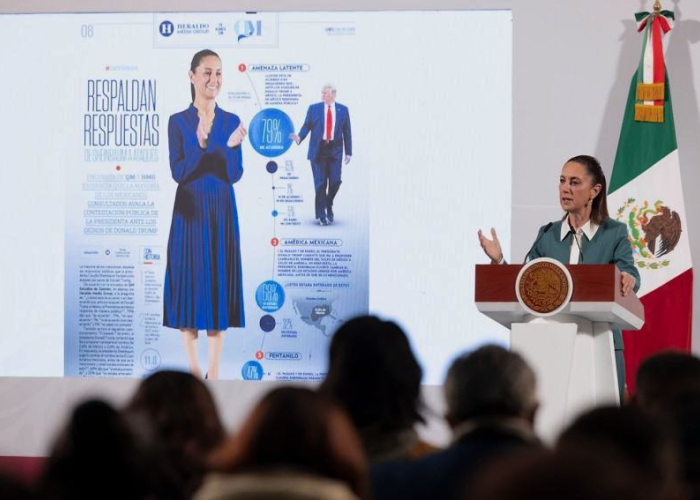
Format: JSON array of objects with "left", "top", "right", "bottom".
[{"left": 326, "top": 105, "right": 332, "bottom": 141}]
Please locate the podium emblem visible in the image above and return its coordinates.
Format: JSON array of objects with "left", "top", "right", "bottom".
[{"left": 516, "top": 258, "right": 573, "bottom": 316}]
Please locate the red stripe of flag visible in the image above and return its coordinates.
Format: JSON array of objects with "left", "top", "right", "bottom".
[{"left": 623, "top": 268, "right": 694, "bottom": 393}]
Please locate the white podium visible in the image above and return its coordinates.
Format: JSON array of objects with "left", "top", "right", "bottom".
[{"left": 475, "top": 264, "right": 644, "bottom": 440}]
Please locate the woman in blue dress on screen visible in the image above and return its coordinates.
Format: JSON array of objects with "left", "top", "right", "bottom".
[
  {"left": 477, "top": 155, "right": 640, "bottom": 400},
  {"left": 163, "top": 49, "right": 247, "bottom": 380}
]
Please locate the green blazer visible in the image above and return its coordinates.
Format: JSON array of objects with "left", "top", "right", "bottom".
[{"left": 526, "top": 218, "right": 641, "bottom": 349}]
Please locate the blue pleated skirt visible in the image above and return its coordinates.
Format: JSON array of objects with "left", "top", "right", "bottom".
[{"left": 163, "top": 173, "right": 244, "bottom": 330}]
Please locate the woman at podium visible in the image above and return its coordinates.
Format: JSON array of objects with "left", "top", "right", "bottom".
[{"left": 478, "top": 155, "right": 640, "bottom": 400}]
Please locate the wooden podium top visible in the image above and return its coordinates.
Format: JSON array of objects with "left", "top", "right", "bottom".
[{"left": 475, "top": 264, "right": 645, "bottom": 330}]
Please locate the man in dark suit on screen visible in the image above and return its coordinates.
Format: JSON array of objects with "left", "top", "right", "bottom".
[{"left": 291, "top": 84, "right": 352, "bottom": 226}]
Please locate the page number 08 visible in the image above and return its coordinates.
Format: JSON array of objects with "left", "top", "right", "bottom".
[{"left": 81, "top": 25, "right": 94, "bottom": 38}]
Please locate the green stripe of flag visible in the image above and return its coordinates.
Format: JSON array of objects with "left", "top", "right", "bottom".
[{"left": 609, "top": 73, "right": 677, "bottom": 194}]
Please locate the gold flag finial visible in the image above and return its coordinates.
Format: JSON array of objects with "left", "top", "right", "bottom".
[{"left": 654, "top": 1, "right": 662, "bottom": 14}]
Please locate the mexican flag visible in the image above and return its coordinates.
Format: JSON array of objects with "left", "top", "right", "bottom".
[{"left": 608, "top": 9, "right": 693, "bottom": 393}]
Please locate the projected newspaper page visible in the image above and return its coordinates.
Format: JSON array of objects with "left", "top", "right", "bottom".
[{"left": 0, "top": 11, "right": 511, "bottom": 383}]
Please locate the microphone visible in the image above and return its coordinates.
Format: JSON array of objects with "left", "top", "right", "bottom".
[
  {"left": 568, "top": 221, "right": 585, "bottom": 264},
  {"left": 523, "top": 222, "right": 554, "bottom": 264}
]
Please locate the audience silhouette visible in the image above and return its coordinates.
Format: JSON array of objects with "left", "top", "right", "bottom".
[
  {"left": 2, "top": 318, "right": 699, "bottom": 500},
  {"left": 371, "top": 345, "right": 541, "bottom": 500},
  {"left": 319, "top": 316, "right": 436, "bottom": 461},
  {"left": 198, "top": 387, "right": 368, "bottom": 500},
  {"left": 125, "top": 370, "right": 226, "bottom": 498}
]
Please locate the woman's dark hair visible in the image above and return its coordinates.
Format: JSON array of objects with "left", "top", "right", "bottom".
[
  {"left": 189, "top": 49, "right": 220, "bottom": 102},
  {"left": 39, "top": 399, "right": 180, "bottom": 500},
  {"left": 125, "top": 371, "right": 225, "bottom": 497},
  {"left": 212, "top": 387, "right": 368, "bottom": 499},
  {"left": 320, "top": 316, "right": 424, "bottom": 434},
  {"left": 565, "top": 155, "right": 610, "bottom": 225}
]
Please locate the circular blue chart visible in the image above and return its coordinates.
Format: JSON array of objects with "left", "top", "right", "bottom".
[
  {"left": 255, "top": 280, "right": 285, "bottom": 312},
  {"left": 259, "top": 314, "right": 277, "bottom": 332},
  {"left": 241, "top": 360, "right": 264, "bottom": 380},
  {"left": 266, "top": 161, "right": 279, "bottom": 173},
  {"left": 249, "top": 108, "right": 294, "bottom": 158}
]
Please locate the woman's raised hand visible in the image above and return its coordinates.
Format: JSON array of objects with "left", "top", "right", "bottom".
[
  {"left": 478, "top": 227, "right": 504, "bottom": 264},
  {"left": 227, "top": 124, "right": 248, "bottom": 148}
]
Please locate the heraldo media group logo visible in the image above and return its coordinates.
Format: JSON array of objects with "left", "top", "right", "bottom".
[
  {"left": 154, "top": 14, "right": 277, "bottom": 48},
  {"left": 158, "top": 19, "right": 210, "bottom": 37}
]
